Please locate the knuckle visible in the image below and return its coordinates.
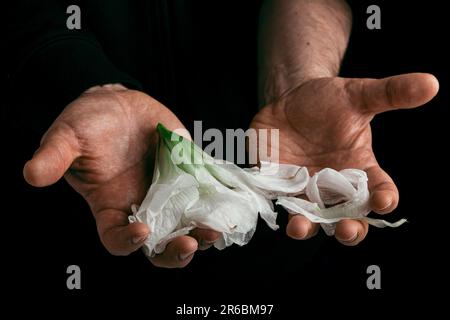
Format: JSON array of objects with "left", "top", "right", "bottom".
[
  {"left": 100, "top": 233, "right": 131, "bottom": 256},
  {"left": 105, "top": 245, "right": 130, "bottom": 256}
]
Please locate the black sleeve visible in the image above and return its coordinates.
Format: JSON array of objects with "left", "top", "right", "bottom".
[{"left": 7, "top": 0, "right": 142, "bottom": 109}]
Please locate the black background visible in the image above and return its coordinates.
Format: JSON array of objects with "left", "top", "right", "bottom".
[{"left": 3, "top": 0, "right": 449, "bottom": 317}]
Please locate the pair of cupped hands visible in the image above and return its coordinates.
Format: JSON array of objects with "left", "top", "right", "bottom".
[{"left": 24, "top": 73, "right": 438, "bottom": 268}]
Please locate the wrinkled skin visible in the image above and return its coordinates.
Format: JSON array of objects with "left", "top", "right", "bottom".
[
  {"left": 23, "top": 85, "right": 220, "bottom": 268},
  {"left": 251, "top": 73, "right": 439, "bottom": 245}
]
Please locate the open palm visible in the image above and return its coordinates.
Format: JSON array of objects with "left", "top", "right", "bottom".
[
  {"left": 24, "top": 85, "right": 219, "bottom": 267},
  {"left": 251, "top": 73, "right": 438, "bottom": 245}
]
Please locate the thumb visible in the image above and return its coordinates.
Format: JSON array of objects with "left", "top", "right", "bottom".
[
  {"left": 353, "top": 73, "right": 439, "bottom": 114},
  {"left": 23, "top": 125, "right": 80, "bottom": 187}
]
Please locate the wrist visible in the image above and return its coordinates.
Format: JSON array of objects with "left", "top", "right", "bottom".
[{"left": 260, "top": 65, "right": 335, "bottom": 106}]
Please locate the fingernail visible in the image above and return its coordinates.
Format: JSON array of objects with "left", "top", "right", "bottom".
[
  {"left": 197, "top": 239, "right": 207, "bottom": 249},
  {"left": 179, "top": 252, "right": 195, "bottom": 261},
  {"left": 340, "top": 233, "right": 358, "bottom": 243},
  {"left": 371, "top": 192, "right": 394, "bottom": 212},
  {"left": 296, "top": 230, "right": 308, "bottom": 240},
  {"left": 132, "top": 235, "right": 147, "bottom": 244},
  {"left": 198, "top": 240, "right": 215, "bottom": 250},
  {"left": 378, "top": 199, "right": 393, "bottom": 211}
]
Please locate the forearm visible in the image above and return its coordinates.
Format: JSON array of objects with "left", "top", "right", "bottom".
[{"left": 258, "top": 0, "right": 352, "bottom": 105}]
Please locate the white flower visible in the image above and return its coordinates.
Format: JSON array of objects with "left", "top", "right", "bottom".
[
  {"left": 276, "top": 168, "right": 407, "bottom": 235},
  {"left": 129, "top": 124, "right": 309, "bottom": 256},
  {"left": 130, "top": 124, "right": 406, "bottom": 257}
]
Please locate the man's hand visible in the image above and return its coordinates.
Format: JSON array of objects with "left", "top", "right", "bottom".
[
  {"left": 23, "top": 84, "right": 219, "bottom": 267},
  {"left": 251, "top": 73, "right": 439, "bottom": 245}
]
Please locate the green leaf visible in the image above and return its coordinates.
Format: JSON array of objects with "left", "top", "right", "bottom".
[{"left": 156, "top": 123, "right": 212, "bottom": 176}]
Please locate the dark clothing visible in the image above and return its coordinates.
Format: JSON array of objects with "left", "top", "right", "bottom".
[
  {"left": 6, "top": 0, "right": 325, "bottom": 297},
  {"left": 7, "top": 0, "right": 260, "bottom": 133}
]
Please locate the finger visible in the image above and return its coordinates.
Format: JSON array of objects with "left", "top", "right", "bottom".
[
  {"left": 335, "top": 219, "right": 369, "bottom": 246},
  {"left": 286, "top": 214, "right": 320, "bottom": 240},
  {"left": 150, "top": 236, "right": 198, "bottom": 268},
  {"left": 23, "top": 125, "right": 80, "bottom": 187},
  {"left": 190, "top": 228, "right": 221, "bottom": 250},
  {"left": 351, "top": 73, "right": 439, "bottom": 114},
  {"left": 366, "top": 165, "right": 399, "bottom": 214},
  {"left": 95, "top": 208, "right": 150, "bottom": 256}
]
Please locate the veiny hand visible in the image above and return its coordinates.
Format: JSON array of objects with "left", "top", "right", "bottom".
[
  {"left": 23, "top": 84, "right": 219, "bottom": 267},
  {"left": 251, "top": 73, "right": 439, "bottom": 245}
]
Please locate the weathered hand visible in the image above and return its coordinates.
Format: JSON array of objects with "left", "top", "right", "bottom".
[
  {"left": 251, "top": 73, "right": 438, "bottom": 245},
  {"left": 23, "top": 84, "right": 219, "bottom": 267}
]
